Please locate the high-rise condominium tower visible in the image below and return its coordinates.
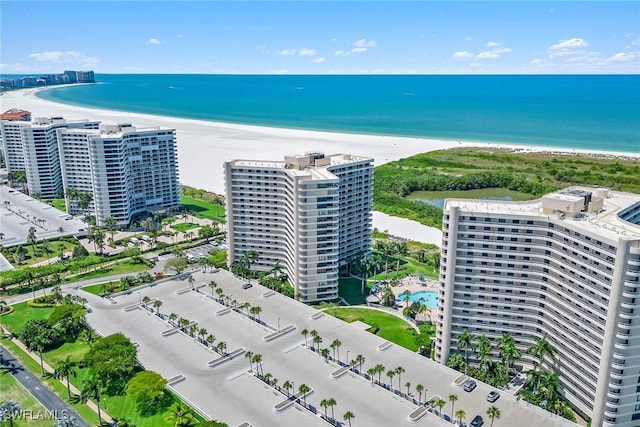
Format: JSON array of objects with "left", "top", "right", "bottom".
[
  {"left": 58, "top": 123, "right": 180, "bottom": 227},
  {"left": 0, "top": 116, "right": 99, "bottom": 198},
  {"left": 436, "top": 187, "right": 640, "bottom": 426},
  {"left": 225, "top": 153, "right": 373, "bottom": 302}
]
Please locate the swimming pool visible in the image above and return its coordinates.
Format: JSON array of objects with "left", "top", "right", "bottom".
[{"left": 396, "top": 290, "right": 439, "bottom": 308}]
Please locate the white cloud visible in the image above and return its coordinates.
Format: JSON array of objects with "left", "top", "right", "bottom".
[
  {"left": 475, "top": 51, "right": 499, "bottom": 60},
  {"left": 605, "top": 52, "right": 637, "bottom": 63},
  {"left": 632, "top": 39, "right": 640, "bottom": 46},
  {"left": 145, "top": 38, "right": 165, "bottom": 45},
  {"left": 486, "top": 41, "right": 500, "bottom": 48},
  {"left": 28, "top": 50, "right": 99, "bottom": 66},
  {"left": 335, "top": 50, "right": 350, "bottom": 57},
  {"left": 351, "top": 47, "right": 368, "bottom": 53},
  {"left": 549, "top": 38, "right": 587, "bottom": 51},
  {"left": 353, "top": 38, "right": 377, "bottom": 48},
  {"left": 492, "top": 47, "right": 512, "bottom": 54},
  {"left": 549, "top": 49, "right": 586, "bottom": 59},
  {"left": 452, "top": 51, "right": 474, "bottom": 59},
  {"left": 312, "top": 57, "right": 326, "bottom": 63},
  {"left": 464, "top": 36, "right": 472, "bottom": 41},
  {"left": 530, "top": 59, "right": 544, "bottom": 65},
  {"left": 298, "top": 48, "right": 317, "bottom": 57},
  {"left": 176, "top": 34, "right": 184, "bottom": 38},
  {"left": 331, "top": 38, "right": 338, "bottom": 43},
  {"left": 278, "top": 49, "right": 297, "bottom": 56}
]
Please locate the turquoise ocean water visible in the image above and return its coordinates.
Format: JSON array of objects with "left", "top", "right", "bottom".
[{"left": 36, "top": 74, "right": 640, "bottom": 153}]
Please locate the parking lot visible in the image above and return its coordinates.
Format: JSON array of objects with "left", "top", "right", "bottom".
[
  {"left": 0, "top": 185, "right": 86, "bottom": 248},
  {"left": 77, "top": 269, "right": 576, "bottom": 427}
]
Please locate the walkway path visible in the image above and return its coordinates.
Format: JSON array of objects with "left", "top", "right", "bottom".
[
  {"left": 1, "top": 343, "right": 91, "bottom": 426},
  {"left": 1, "top": 326, "right": 113, "bottom": 424}
]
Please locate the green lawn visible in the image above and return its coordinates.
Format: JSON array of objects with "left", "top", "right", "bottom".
[
  {"left": 0, "top": 301, "right": 55, "bottom": 334},
  {"left": 181, "top": 195, "right": 225, "bottom": 222},
  {"left": 171, "top": 222, "right": 200, "bottom": 232},
  {"left": 51, "top": 198, "right": 67, "bottom": 211},
  {"left": 328, "top": 307, "right": 418, "bottom": 351},
  {"left": 63, "top": 259, "right": 149, "bottom": 284},
  {"left": 338, "top": 277, "right": 368, "bottom": 305},
  {"left": 82, "top": 281, "right": 121, "bottom": 296},
  {"left": 371, "top": 255, "right": 439, "bottom": 281},
  {"left": 0, "top": 369, "right": 56, "bottom": 427},
  {"left": 3, "top": 238, "right": 79, "bottom": 266}
]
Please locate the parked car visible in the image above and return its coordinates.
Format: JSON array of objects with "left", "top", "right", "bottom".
[
  {"left": 242, "top": 283, "right": 252, "bottom": 289},
  {"left": 470, "top": 415, "right": 484, "bottom": 427},
  {"left": 463, "top": 379, "right": 477, "bottom": 392},
  {"left": 486, "top": 390, "right": 500, "bottom": 402}
]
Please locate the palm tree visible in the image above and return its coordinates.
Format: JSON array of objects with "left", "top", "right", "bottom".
[
  {"left": 301, "top": 329, "right": 309, "bottom": 347},
  {"left": 283, "top": 380, "right": 293, "bottom": 397},
  {"left": 487, "top": 405, "right": 501, "bottom": 427},
  {"left": 198, "top": 327, "right": 208, "bottom": 343},
  {"left": 457, "top": 329, "right": 473, "bottom": 375},
  {"left": 153, "top": 299, "right": 163, "bottom": 315},
  {"left": 355, "top": 354, "right": 365, "bottom": 373},
  {"left": 327, "top": 397, "right": 337, "bottom": 420},
  {"left": 528, "top": 333, "right": 556, "bottom": 370},
  {"left": 386, "top": 370, "right": 396, "bottom": 389},
  {"left": 298, "top": 383, "right": 310, "bottom": 407},
  {"left": 252, "top": 353, "right": 263, "bottom": 376},
  {"left": 374, "top": 364, "right": 385, "bottom": 384},
  {"left": 105, "top": 216, "right": 117, "bottom": 242},
  {"left": 206, "top": 334, "right": 215, "bottom": 349},
  {"left": 455, "top": 409, "right": 467, "bottom": 426},
  {"left": 405, "top": 381, "right": 411, "bottom": 395},
  {"left": 320, "top": 348, "right": 330, "bottom": 361},
  {"left": 330, "top": 338, "right": 342, "bottom": 361},
  {"left": 395, "top": 366, "right": 405, "bottom": 390},
  {"left": 366, "top": 367, "right": 376, "bottom": 383},
  {"left": 54, "top": 355, "right": 77, "bottom": 399},
  {"left": 0, "top": 401, "right": 21, "bottom": 427},
  {"left": 208, "top": 280, "right": 217, "bottom": 297},
  {"left": 188, "top": 275, "right": 195, "bottom": 289},
  {"left": 165, "top": 402, "right": 195, "bottom": 427},
  {"left": 343, "top": 411, "right": 355, "bottom": 427},
  {"left": 415, "top": 384, "right": 424, "bottom": 404},
  {"left": 245, "top": 351, "right": 254, "bottom": 373},
  {"left": 499, "top": 333, "right": 521, "bottom": 376},
  {"left": 320, "top": 399, "right": 329, "bottom": 419},
  {"left": 80, "top": 376, "right": 103, "bottom": 425},
  {"left": 312, "top": 334, "right": 323, "bottom": 352},
  {"left": 448, "top": 394, "right": 458, "bottom": 420},
  {"left": 263, "top": 372, "right": 273, "bottom": 385},
  {"left": 169, "top": 313, "right": 178, "bottom": 326},
  {"left": 476, "top": 333, "right": 493, "bottom": 372},
  {"left": 435, "top": 399, "right": 446, "bottom": 418},
  {"left": 27, "top": 226, "right": 37, "bottom": 255},
  {"left": 541, "top": 371, "right": 562, "bottom": 406}
]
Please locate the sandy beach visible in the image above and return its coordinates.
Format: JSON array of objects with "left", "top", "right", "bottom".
[{"left": 2, "top": 87, "right": 638, "bottom": 245}]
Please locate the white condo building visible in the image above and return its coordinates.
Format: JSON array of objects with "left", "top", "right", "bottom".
[
  {"left": 225, "top": 153, "right": 373, "bottom": 302},
  {"left": 436, "top": 187, "right": 640, "bottom": 426},
  {"left": 0, "top": 117, "right": 100, "bottom": 198},
  {"left": 58, "top": 123, "right": 180, "bottom": 227}
]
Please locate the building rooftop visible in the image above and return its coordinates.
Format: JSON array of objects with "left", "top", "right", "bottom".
[
  {"left": 445, "top": 187, "right": 640, "bottom": 242},
  {"left": 0, "top": 109, "right": 31, "bottom": 121},
  {"left": 231, "top": 153, "right": 372, "bottom": 181}
]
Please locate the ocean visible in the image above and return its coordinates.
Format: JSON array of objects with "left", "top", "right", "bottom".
[{"left": 36, "top": 74, "right": 640, "bottom": 153}]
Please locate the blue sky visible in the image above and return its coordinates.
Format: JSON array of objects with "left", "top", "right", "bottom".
[{"left": 1, "top": 1, "right": 639, "bottom": 74}]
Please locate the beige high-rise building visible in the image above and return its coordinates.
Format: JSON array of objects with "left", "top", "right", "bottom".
[
  {"left": 437, "top": 187, "right": 640, "bottom": 426},
  {"left": 225, "top": 153, "right": 373, "bottom": 302}
]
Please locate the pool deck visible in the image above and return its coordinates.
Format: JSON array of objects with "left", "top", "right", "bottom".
[{"left": 391, "top": 276, "right": 440, "bottom": 324}]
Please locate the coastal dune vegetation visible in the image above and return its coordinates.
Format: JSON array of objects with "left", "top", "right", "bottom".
[{"left": 373, "top": 147, "right": 640, "bottom": 228}]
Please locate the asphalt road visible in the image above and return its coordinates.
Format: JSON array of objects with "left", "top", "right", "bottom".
[{"left": 0, "top": 344, "right": 91, "bottom": 427}]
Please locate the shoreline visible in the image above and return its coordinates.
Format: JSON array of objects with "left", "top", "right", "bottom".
[{"left": 3, "top": 87, "right": 638, "bottom": 246}]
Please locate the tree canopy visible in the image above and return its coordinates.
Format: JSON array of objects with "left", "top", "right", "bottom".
[{"left": 84, "top": 333, "right": 138, "bottom": 393}]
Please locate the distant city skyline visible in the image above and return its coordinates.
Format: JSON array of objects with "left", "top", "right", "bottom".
[{"left": 1, "top": 1, "right": 638, "bottom": 75}]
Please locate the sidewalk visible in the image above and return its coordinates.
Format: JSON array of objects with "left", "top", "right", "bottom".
[{"left": 1, "top": 325, "right": 114, "bottom": 424}]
